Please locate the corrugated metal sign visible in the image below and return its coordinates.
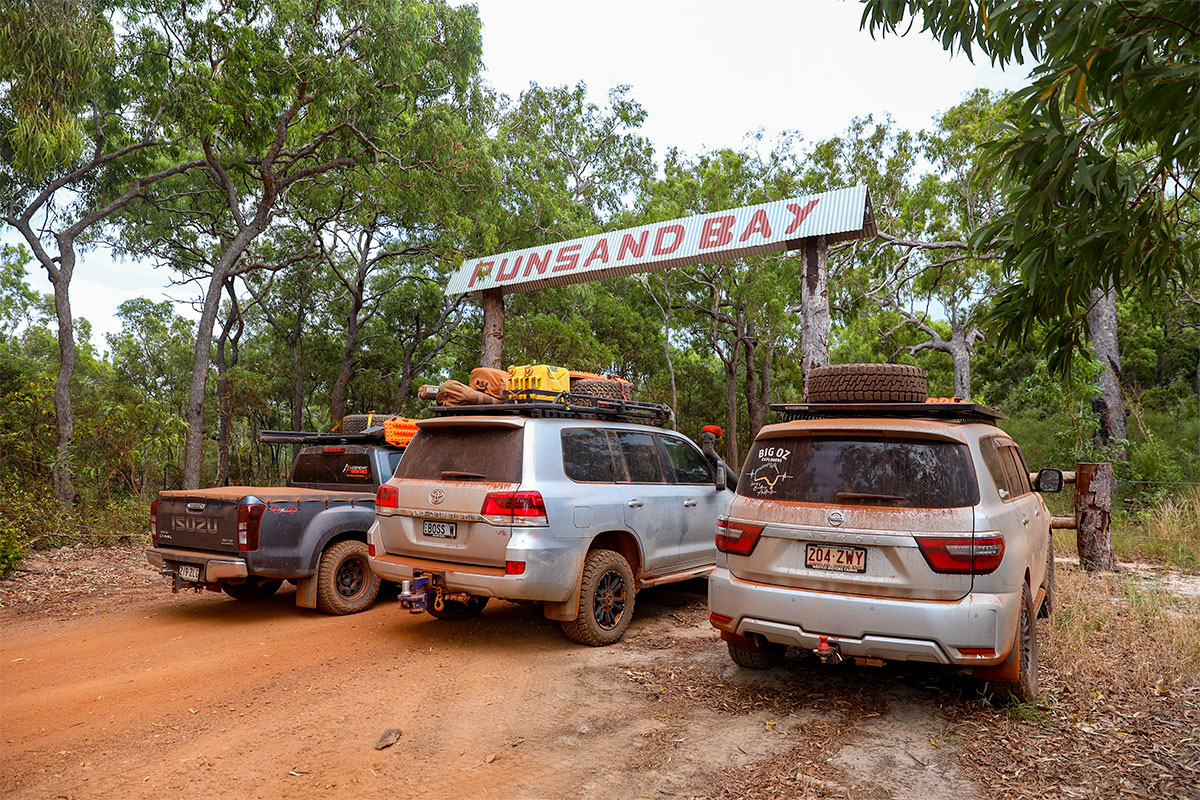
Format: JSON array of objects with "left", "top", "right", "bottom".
[{"left": 446, "top": 185, "right": 874, "bottom": 297}]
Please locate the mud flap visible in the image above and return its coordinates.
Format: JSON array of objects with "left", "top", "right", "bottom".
[
  {"left": 542, "top": 562, "right": 586, "bottom": 622},
  {"left": 972, "top": 609, "right": 1021, "bottom": 683},
  {"left": 295, "top": 577, "right": 318, "bottom": 609}
]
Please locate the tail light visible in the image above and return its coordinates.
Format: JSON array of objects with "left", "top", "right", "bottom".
[
  {"left": 481, "top": 492, "right": 548, "bottom": 526},
  {"left": 150, "top": 499, "right": 159, "bottom": 544},
  {"left": 323, "top": 447, "right": 345, "bottom": 454},
  {"left": 237, "top": 502, "right": 266, "bottom": 551},
  {"left": 914, "top": 533, "right": 1005, "bottom": 574},
  {"left": 505, "top": 560, "right": 526, "bottom": 575},
  {"left": 715, "top": 517, "right": 764, "bottom": 556},
  {"left": 376, "top": 484, "right": 399, "bottom": 509}
]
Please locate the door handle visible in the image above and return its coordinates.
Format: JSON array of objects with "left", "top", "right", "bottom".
[
  {"left": 1022, "top": 517, "right": 1030, "bottom": 526},
  {"left": 627, "top": 500, "right": 643, "bottom": 508},
  {"left": 683, "top": 499, "right": 697, "bottom": 507}
]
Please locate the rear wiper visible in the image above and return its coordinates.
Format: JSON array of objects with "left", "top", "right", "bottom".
[
  {"left": 836, "top": 491, "right": 905, "bottom": 504},
  {"left": 442, "top": 470, "right": 488, "bottom": 480}
]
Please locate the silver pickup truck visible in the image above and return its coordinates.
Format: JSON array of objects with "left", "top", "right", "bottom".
[{"left": 369, "top": 396, "right": 730, "bottom": 645}]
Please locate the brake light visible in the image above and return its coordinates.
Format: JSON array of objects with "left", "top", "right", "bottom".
[
  {"left": 914, "top": 534, "right": 1005, "bottom": 574},
  {"left": 715, "top": 517, "right": 764, "bottom": 556},
  {"left": 958, "top": 647, "right": 997, "bottom": 657},
  {"left": 376, "top": 485, "right": 398, "bottom": 509},
  {"left": 709, "top": 612, "right": 732, "bottom": 628},
  {"left": 505, "top": 560, "right": 526, "bottom": 575},
  {"left": 150, "top": 499, "right": 159, "bottom": 544},
  {"left": 481, "top": 492, "right": 548, "bottom": 525},
  {"left": 237, "top": 502, "right": 266, "bottom": 551},
  {"left": 323, "top": 447, "right": 345, "bottom": 454},
  {"left": 368, "top": 543, "right": 375, "bottom": 557}
]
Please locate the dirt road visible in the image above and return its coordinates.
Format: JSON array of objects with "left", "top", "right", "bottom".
[{"left": 1, "top": 547, "right": 984, "bottom": 800}]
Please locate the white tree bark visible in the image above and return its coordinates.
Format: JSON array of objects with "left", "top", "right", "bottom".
[
  {"left": 1088, "top": 286, "right": 1126, "bottom": 452},
  {"left": 799, "top": 235, "right": 830, "bottom": 384}
]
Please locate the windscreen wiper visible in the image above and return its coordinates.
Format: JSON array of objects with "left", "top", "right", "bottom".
[
  {"left": 836, "top": 491, "right": 905, "bottom": 504},
  {"left": 441, "top": 470, "right": 488, "bottom": 480}
]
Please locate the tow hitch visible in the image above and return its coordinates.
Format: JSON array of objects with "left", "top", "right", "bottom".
[
  {"left": 398, "top": 576, "right": 434, "bottom": 613},
  {"left": 815, "top": 635, "right": 844, "bottom": 664}
]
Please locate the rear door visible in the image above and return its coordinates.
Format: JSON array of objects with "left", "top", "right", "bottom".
[
  {"left": 656, "top": 433, "right": 722, "bottom": 566},
  {"left": 376, "top": 421, "right": 525, "bottom": 568},
  {"left": 726, "top": 433, "right": 980, "bottom": 601},
  {"left": 981, "top": 436, "right": 1048, "bottom": 589}
]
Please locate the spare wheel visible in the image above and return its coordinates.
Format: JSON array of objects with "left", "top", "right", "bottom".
[{"left": 805, "top": 363, "right": 928, "bottom": 403}]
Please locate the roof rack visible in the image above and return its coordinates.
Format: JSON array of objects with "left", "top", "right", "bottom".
[
  {"left": 768, "top": 402, "right": 1004, "bottom": 424},
  {"left": 431, "top": 389, "right": 674, "bottom": 426},
  {"left": 256, "top": 427, "right": 391, "bottom": 446}
]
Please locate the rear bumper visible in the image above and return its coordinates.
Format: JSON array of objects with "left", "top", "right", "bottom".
[
  {"left": 146, "top": 547, "right": 248, "bottom": 583},
  {"left": 367, "top": 522, "right": 583, "bottom": 602},
  {"left": 708, "top": 567, "right": 1020, "bottom": 666}
]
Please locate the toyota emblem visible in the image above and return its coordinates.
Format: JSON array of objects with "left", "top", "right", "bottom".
[
  {"left": 827, "top": 510, "right": 845, "bottom": 527},
  {"left": 429, "top": 489, "right": 445, "bottom": 505}
]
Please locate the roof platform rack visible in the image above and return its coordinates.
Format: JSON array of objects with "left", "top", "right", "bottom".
[
  {"left": 431, "top": 389, "right": 674, "bottom": 426},
  {"left": 256, "top": 428, "right": 389, "bottom": 445},
  {"left": 768, "top": 402, "right": 1004, "bottom": 424}
]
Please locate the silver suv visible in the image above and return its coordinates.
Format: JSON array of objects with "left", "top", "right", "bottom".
[
  {"left": 707, "top": 398, "right": 1061, "bottom": 701},
  {"left": 369, "top": 410, "right": 728, "bottom": 644}
]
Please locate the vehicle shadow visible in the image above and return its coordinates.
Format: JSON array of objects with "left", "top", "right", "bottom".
[{"left": 148, "top": 585, "right": 319, "bottom": 624}]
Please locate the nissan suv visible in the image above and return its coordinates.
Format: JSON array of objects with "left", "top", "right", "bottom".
[
  {"left": 707, "top": 371, "right": 1061, "bottom": 701},
  {"left": 368, "top": 406, "right": 729, "bottom": 645}
]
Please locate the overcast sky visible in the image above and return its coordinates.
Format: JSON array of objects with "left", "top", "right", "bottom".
[{"left": 11, "top": 0, "right": 1028, "bottom": 350}]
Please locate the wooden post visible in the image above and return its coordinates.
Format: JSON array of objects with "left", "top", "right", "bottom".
[
  {"left": 480, "top": 288, "right": 504, "bottom": 369},
  {"left": 1075, "top": 461, "right": 1115, "bottom": 571}
]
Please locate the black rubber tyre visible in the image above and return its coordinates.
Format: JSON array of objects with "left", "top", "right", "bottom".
[
  {"left": 727, "top": 640, "right": 787, "bottom": 669},
  {"left": 222, "top": 579, "right": 283, "bottom": 601},
  {"left": 315, "top": 540, "right": 381, "bottom": 615},
  {"left": 1038, "top": 536, "right": 1055, "bottom": 619},
  {"left": 426, "top": 595, "right": 489, "bottom": 621},
  {"left": 805, "top": 363, "right": 928, "bottom": 403},
  {"left": 339, "top": 413, "right": 398, "bottom": 433},
  {"left": 561, "top": 549, "right": 635, "bottom": 646},
  {"left": 571, "top": 379, "right": 629, "bottom": 400},
  {"left": 992, "top": 583, "right": 1039, "bottom": 704}
]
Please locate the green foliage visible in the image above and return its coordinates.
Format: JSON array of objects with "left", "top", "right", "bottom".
[{"left": 861, "top": 0, "right": 1200, "bottom": 373}]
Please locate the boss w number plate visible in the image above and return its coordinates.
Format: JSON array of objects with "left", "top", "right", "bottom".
[
  {"left": 422, "top": 520, "right": 457, "bottom": 539},
  {"left": 805, "top": 543, "right": 867, "bottom": 573}
]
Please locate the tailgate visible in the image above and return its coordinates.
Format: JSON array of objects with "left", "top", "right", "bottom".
[
  {"left": 377, "top": 479, "right": 521, "bottom": 568},
  {"left": 155, "top": 490, "right": 244, "bottom": 553},
  {"left": 726, "top": 500, "right": 975, "bottom": 601}
]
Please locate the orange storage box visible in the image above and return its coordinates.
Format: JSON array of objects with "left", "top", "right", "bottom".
[{"left": 383, "top": 417, "right": 420, "bottom": 447}]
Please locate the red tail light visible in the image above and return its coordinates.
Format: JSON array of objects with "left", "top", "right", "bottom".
[
  {"left": 323, "top": 447, "right": 345, "bottom": 454},
  {"left": 481, "top": 492, "right": 547, "bottom": 525},
  {"left": 237, "top": 502, "right": 266, "bottom": 551},
  {"left": 368, "top": 543, "right": 376, "bottom": 557},
  {"left": 914, "top": 534, "right": 1005, "bottom": 574},
  {"left": 376, "top": 485, "right": 399, "bottom": 509},
  {"left": 715, "top": 517, "right": 764, "bottom": 556},
  {"left": 958, "top": 647, "right": 997, "bottom": 657},
  {"left": 150, "top": 499, "right": 159, "bottom": 544},
  {"left": 505, "top": 560, "right": 526, "bottom": 575}
]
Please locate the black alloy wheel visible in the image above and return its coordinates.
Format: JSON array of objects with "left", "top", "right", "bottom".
[{"left": 593, "top": 568, "right": 627, "bottom": 630}]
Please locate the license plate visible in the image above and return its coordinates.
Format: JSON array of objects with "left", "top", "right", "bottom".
[
  {"left": 177, "top": 564, "right": 201, "bottom": 581},
  {"left": 806, "top": 543, "right": 867, "bottom": 573},
  {"left": 422, "top": 520, "right": 457, "bottom": 539}
]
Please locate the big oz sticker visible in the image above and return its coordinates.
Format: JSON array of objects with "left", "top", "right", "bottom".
[{"left": 749, "top": 446, "right": 793, "bottom": 497}]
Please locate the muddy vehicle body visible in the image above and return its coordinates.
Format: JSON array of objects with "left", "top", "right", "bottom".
[
  {"left": 146, "top": 430, "right": 405, "bottom": 615},
  {"left": 369, "top": 395, "right": 729, "bottom": 644},
  {"left": 708, "top": 365, "right": 1062, "bottom": 701}
]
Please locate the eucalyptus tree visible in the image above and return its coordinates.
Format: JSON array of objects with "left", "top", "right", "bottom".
[
  {"left": 112, "top": 0, "right": 484, "bottom": 488},
  {"left": 1, "top": 0, "right": 204, "bottom": 504}
]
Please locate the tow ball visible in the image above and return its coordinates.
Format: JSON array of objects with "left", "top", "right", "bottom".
[
  {"left": 398, "top": 576, "right": 437, "bottom": 614},
  {"left": 814, "top": 635, "right": 844, "bottom": 665}
]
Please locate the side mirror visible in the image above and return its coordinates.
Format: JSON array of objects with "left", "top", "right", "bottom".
[
  {"left": 715, "top": 463, "right": 727, "bottom": 491},
  {"left": 1035, "top": 468, "right": 1064, "bottom": 493}
]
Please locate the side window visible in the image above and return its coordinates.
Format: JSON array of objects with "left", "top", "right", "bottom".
[
  {"left": 386, "top": 450, "right": 404, "bottom": 477},
  {"left": 658, "top": 435, "right": 714, "bottom": 484},
  {"left": 1001, "top": 445, "right": 1033, "bottom": 497},
  {"left": 561, "top": 429, "right": 618, "bottom": 483},
  {"left": 614, "top": 431, "right": 666, "bottom": 484},
  {"left": 980, "top": 438, "right": 1012, "bottom": 500}
]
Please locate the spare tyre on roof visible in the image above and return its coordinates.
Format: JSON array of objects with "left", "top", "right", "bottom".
[{"left": 805, "top": 363, "right": 928, "bottom": 404}]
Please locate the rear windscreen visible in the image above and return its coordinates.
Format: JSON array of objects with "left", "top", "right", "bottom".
[
  {"left": 292, "top": 451, "right": 373, "bottom": 486},
  {"left": 737, "top": 436, "right": 978, "bottom": 508},
  {"left": 395, "top": 426, "right": 523, "bottom": 482}
]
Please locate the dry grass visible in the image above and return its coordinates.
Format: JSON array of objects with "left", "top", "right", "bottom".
[{"left": 1113, "top": 487, "right": 1200, "bottom": 570}]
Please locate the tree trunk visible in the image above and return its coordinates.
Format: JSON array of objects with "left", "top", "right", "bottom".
[
  {"left": 799, "top": 235, "right": 830, "bottom": 384},
  {"left": 744, "top": 335, "right": 771, "bottom": 443},
  {"left": 1088, "top": 286, "right": 1126, "bottom": 455},
  {"left": 329, "top": 294, "right": 363, "bottom": 424},
  {"left": 181, "top": 268, "right": 228, "bottom": 489},
  {"left": 1075, "top": 461, "right": 1116, "bottom": 572},
  {"left": 723, "top": 326, "right": 742, "bottom": 469},
  {"left": 49, "top": 250, "right": 77, "bottom": 506},
  {"left": 481, "top": 289, "right": 504, "bottom": 369},
  {"left": 948, "top": 332, "right": 972, "bottom": 401},
  {"left": 215, "top": 304, "right": 237, "bottom": 486}
]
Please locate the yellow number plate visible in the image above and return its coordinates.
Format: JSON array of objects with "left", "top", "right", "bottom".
[{"left": 805, "top": 544, "right": 867, "bottom": 573}]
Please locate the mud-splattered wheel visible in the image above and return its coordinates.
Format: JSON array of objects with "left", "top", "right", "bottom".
[
  {"left": 316, "top": 540, "right": 381, "bottom": 615},
  {"left": 988, "top": 582, "right": 1039, "bottom": 704},
  {"left": 1038, "top": 536, "right": 1055, "bottom": 619},
  {"left": 727, "top": 639, "right": 787, "bottom": 669},
  {"left": 561, "top": 549, "right": 635, "bottom": 646}
]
